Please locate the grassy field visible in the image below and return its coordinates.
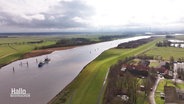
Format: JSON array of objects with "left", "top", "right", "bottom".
[
  {"left": 149, "top": 60, "right": 160, "bottom": 68},
  {"left": 155, "top": 79, "right": 184, "bottom": 104},
  {"left": 174, "top": 35, "right": 184, "bottom": 40},
  {"left": 0, "top": 36, "right": 57, "bottom": 66},
  {"left": 128, "top": 58, "right": 141, "bottom": 65},
  {"left": 145, "top": 46, "right": 184, "bottom": 61},
  {"left": 143, "top": 36, "right": 184, "bottom": 61},
  {"left": 50, "top": 38, "right": 159, "bottom": 104}
]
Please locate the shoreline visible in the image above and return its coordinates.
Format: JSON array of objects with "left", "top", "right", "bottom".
[
  {"left": 23, "top": 46, "right": 76, "bottom": 58},
  {"left": 0, "top": 46, "right": 77, "bottom": 69}
]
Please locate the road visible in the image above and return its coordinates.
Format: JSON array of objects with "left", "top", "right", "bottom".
[
  {"left": 97, "top": 68, "right": 109, "bottom": 104},
  {"left": 149, "top": 76, "right": 161, "bottom": 104}
]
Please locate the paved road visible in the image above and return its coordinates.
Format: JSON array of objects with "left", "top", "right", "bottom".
[{"left": 149, "top": 76, "right": 161, "bottom": 104}]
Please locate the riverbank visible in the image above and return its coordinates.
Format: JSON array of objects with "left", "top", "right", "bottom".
[
  {"left": 23, "top": 46, "right": 76, "bottom": 58},
  {"left": 0, "top": 45, "right": 77, "bottom": 68},
  {"left": 0, "top": 43, "right": 92, "bottom": 69},
  {"left": 49, "top": 38, "right": 158, "bottom": 104}
]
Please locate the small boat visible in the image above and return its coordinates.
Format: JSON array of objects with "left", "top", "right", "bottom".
[
  {"left": 44, "top": 58, "right": 51, "bottom": 63},
  {"left": 38, "top": 62, "right": 44, "bottom": 67},
  {"left": 38, "top": 57, "right": 51, "bottom": 67}
]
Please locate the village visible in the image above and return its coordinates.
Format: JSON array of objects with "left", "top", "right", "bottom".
[{"left": 103, "top": 37, "right": 184, "bottom": 104}]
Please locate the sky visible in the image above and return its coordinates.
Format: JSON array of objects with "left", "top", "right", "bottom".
[{"left": 0, "top": 0, "right": 184, "bottom": 32}]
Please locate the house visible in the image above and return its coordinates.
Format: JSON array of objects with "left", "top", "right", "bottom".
[
  {"left": 141, "top": 60, "right": 150, "bottom": 67},
  {"left": 164, "top": 86, "right": 184, "bottom": 104},
  {"left": 164, "top": 86, "right": 178, "bottom": 104},
  {"left": 117, "top": 94, "right": 129, "bottom": 101},
  {"left": 164, "top": 70, "right": 174, "bottom": 79},
  {"left": 176, "top": 89, "right": 184, "bottom": 103},
  {"left": 156, "top": 67, "right": 167, "bottom": 73},
  {"left": 125, "top": 64, "right": 149, "bottom": 77},
  {"left": 160, "top": 61, "right": 166, "bottom": 66}
]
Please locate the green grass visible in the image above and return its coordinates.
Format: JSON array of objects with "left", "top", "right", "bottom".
[
  {"left": 0, "top": 37, "right": 40, "bottom": 44},
  {"left": 137, "top": 78, "right": 149, "bottom": 104},
  {"left": 137, "top": 91, "right": 149, "bottom": 104},
  {"left": 155, "top": 95, "right": 164, "bottom": 104},
  {"left": 50, "top": 39, "right": 159, "bottom": 104},
  {"left": 0, "top": 37, "right": 56, "bottom": 66},
  {"left": 145, "top": 47, "right": 184, "bottom": 61},
  {"left": 174, "top": 35, "right": 184, "bottom": 40},
  {"left": 149, "top": 60, "right": 160, "bottom": 68},
  {"left": 0, "top": 46, "right": 16, "bottom": 58},
  {"left": 155, "top": 79, "right": 174, "bottom": 104},
  {"left": 128, "top": 58, "right": 141, "bottom": 65},
  {"left": 143, "top": 37, "right": 184, "bottom": 61}
]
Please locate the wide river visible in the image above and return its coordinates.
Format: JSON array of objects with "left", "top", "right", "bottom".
[{"left": 0, "top": 36, "right": 150, "bottom": 104}]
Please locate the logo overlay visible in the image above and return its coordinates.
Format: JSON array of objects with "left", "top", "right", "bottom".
[{"left": 10, "top": 88, "right": 30, "bottom": 97}]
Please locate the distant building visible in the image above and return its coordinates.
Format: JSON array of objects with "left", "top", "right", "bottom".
[
  {"left": 177, "top": 89, "right": 184, "bottom": 104},
  {"left": 160, "top": 61, "right": 166, "bottom": 66},
  {"left": 125, "top": 64, "right": 149, "bottom": 77},
  {"left": 164, "top": 70, "right": 174, "bottom": 79}
]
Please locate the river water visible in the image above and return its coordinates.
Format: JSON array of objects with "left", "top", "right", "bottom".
[{"left": 0, "top": 36, "right": 150, "bottom": 104}]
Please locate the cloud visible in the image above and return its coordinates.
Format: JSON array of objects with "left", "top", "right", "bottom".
[
  {"left": 0, "top": 0, "right": 94, "bottom": 32},
  {"left": 21, "top": 14, "right": 45, "bottom": 21},
  {"left": 0, "top": 0, "right": 184, "bottom": 32}
]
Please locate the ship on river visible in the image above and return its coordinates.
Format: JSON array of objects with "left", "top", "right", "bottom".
[{"left": 38, "top": 57, "right": 51, "bottom": 67}]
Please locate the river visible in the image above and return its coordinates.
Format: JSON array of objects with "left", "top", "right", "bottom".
[{"left": 0, "top": 36, "right": 150, "bottom": 104}]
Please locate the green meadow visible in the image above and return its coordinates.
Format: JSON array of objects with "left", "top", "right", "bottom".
[
  {"left": 145, "top": 46, "right": 184, "bottom": 61},
  {"left": 0, "top": 36, "right": 57, "bottom": 66}
]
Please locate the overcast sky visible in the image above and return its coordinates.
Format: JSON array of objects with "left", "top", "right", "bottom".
[{"left": 0, "top": 0, "right": 184, "bottom": 32}]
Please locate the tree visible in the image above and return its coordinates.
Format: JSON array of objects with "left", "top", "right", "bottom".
[
  {"left": 178, "top": 44, "right": 181, "bottom": 48},
  {"left": 178, "top": 58, "right": 182, "bottom": 63},
  {"left": 169, "top": 56, "right": 174, "bottom": 70}
]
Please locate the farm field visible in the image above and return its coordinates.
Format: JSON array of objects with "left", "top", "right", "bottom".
[
  {"left": 0, "top": 36, "right": 58, "bottom": 67},
  {"left": 0, "top": 42, "right": 55, "bottom": 64},
  {"left": 174, "top": 35, "right": 184, "bottom": 40},
  {"left": 145, "top": 47, "right": 184, "bottom": 61}
]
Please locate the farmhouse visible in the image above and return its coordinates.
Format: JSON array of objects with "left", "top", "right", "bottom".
[
  {"left": 164, "top": 86, "right": 184, "bottom": 104},
  {"left": 125, "top": 64, "right": 149, "bottom": 77},
  {"left": 164, "top": 86, "right": 178, "bottom": 104}
]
